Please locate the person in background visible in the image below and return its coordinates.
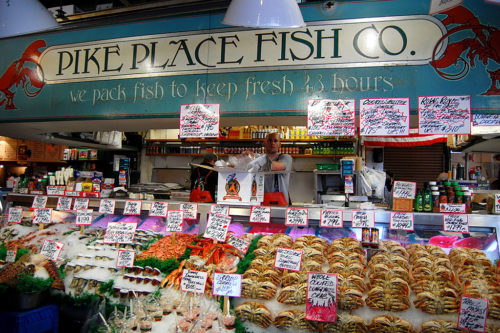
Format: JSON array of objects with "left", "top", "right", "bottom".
[
  {"left": 248, "top": 132, "right": 293, "bottom": 205},
  {"left": 384, "top": 170, "right": 395, "bottom": 209},
  {"left": 190, "top": 153, "right": 218, "bottom": 202}
]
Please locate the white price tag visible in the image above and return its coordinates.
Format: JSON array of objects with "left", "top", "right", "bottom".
[
  {"left": 179, "top": 203, "right": 198, "bottom": 220},
  {"left": 104, "top": 222, "right": 137, "bottom": 244},
  {"left": 166, "top": 210, "right": 184, "bottom": 232},
  {"left": 46, "top": 186, "right": 65, "bottom": 196},
  {"left": 458, "top": 296, "right": 488, "bottom": 332},
  {"left": 124, "top": 200, "right": 142, "bottom": 215},
  {"left": 7, "top": 207, "right": 23, "bottom": 223},
  {"left": 213, "top": 273, "right": 242, "bottom": 297},
  {"left": 73, "top": 198, "right": 90, "bottom": 210},
  {"left": 351, "top": 210, "right": 375, "bottom": 228},
  {"left": 210, "top": 204, "right": 229, "bottom": 216},
  {"left": 204, "top": 213, "right": 231, "bottom": 242},
  {"left": 149, "top": 201, "right": 168, "bottom": 217},
  {"left": 56, "top": 197, "right": 72, "bottom": 211},
  {"left": 440, "top": 203, "right": 466, "bottom": 214},
  {"left": 390, "top": 212, "right": 414, "bottom": 231},
  {"left": 274, "top": 247, "right": 303, "bottom": 271},
  {"left": 444, "top": 214, "right": 469, "bottom": 233},
  {"left": 320, "top": 209, "right": 343, "bottom": 228},
  {"left": 227, "top": 235, "right": 250, "bottom": 253},
  {"left": 181, "top": 269, "right": 208, "bottom": 294},
  {"left": 64, "top": 191, "right": 81, "bottom": 197},
  {"left": 32, "top": 195, "right": 48, "bottom": 208},
  {"left": 5, "top": 250, "right": 16, "bottom": 263},
  {"left": 76, "top": 209, "right": 94, "bottom": 225},
  {"left": 40, "top": 240, "right": 64, "bottom": 261},
  {"left": 116, "top": 250, "right": 135, "bottom": 268},
  {"left": 33, "top": 208, "right": 52, "bottom": 224},
  {"left": 285, "top": 208, "right": 308, "bottom": 226},
  {"left": 99, "top": 199, "right": 116, "bottom": 215},
  {"left": 392, "top": 181, "right": 417, "bottom": 199},
  {"left": 249, "top": 206, "right": 271, "bottom": 223}
]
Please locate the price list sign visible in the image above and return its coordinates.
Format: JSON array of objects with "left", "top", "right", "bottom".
[
  {"left": 204, "top": 213, "right": 231, "bottom": 242},
  {"left": 181, "top": 269, "right": 208, "bottom": 294},
  {"left": 274, "top": 247, "right": 303, "bottom": 272},
  {"left": 32, "top": 195, "right": 48, "bottom": 208},
  {"left": 306, "top": 273, "right": 338, "bottom": 322},
  {"left": 33, "top": 208, "right": 52, "bottom": 224},
  {"left": 124, "top": 200, "right": 142, "bottom": 215},
  {"left": 320, "top": 209, "right": 343, "bottom": 228},
  {"left": 6, "top": 250, "right": 16, "bottom": 263},
  {"left": 392, "top": 181, "right": 417, "bottom": 199},
  {"left": 249, "top": 206, "right": 271, "bottom": 223},
  {"left": 7, "top": 207, "right": 23, "bottom": 223},
  {"left": 211, "top": 204, "right": 229, "bottom": 216},
  {"left": 56, "top": 197, "right": 72, "bottom": 211},
  {"left": 473, "top": 114, "right": 500, "bottom": 127},
  {"left": 73, "top": 198, "right": 89, "bottom": 210},
  {"left": 360, "top": 98, "right": 410, "bottom": 136},
  {"left": 418, "top": 95, "right": 471, "bottom": 134},
  {"left": 212, "top": 273, "right": 242, "bottom": 297},
  {"left": 166, "top": 210, "right": 184, "bottom": 232},
  {"left": 116, "top": 250, "right": 135, "bottom": 268},
  {"left": 99, "top": 199, "right": 116, "bottom": 215},
  {"left": 149, "top": 201, "right": 168, "bottom": 217},
  {"left": 104, "top": 222, "right": 137, "bottom": 244},
  {"left": 40, "top": 240, "right": 64, "bottom": 261},
  {"left": 458, "top": 296, "right": 488, "bottom": 332},
  {"left": 285, "top": 208, "right": 308, "bottom": 226},
  {"left": 351, "top": 210, "right": 375, "bottom": 228},
  {"left": 444, "top": 214, "right": 469, "bottom": 233},
  {"left": 307, "top": 99, "right": 356, "bottom": 136},
  {"left": 390, "top": 212, "right": 414, "bottom": 231},
  {"left": 76, "top": 209, "right": 94, "bottom": 225},
  {"left": 180, "top": 203, "right": 198, "bottom": 220},
  {"left": 227, "top": 235, "right": 250, "bottom": 253},
  {"left": 179, "top": 103, "right": 220, "bottom": 138}
]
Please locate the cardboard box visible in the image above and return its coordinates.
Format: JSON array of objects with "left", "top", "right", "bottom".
[{"left": 217, "top": 170, "right": 264, "bottom": 205}]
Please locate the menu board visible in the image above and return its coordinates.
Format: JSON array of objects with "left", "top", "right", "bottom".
[
  {"left": 440, "top": 203, "right": 466, "bottom": 214},
  {"left": 204, "top": 213, "right": 231, "bottom": 242},
  {"left": 274, "top": 247, "right": 303, "bottom": 271},
  {"left": 212, "top": 273, "right": 242, "bottom": 297},
  {"left": 46, "top": 186, "right": 65, "bottom": 196},
  {"left": 444, "top": 214, "right": 469, "bottom": 233},
  {"left": 149, "top": 201, "right": 168, "bottom": 217},
  {"left": 99, "top": 199, "right": 116, "bottom": 215},
  {"left": 76, "top": 209, "right": 94, "bottom": 225},
  {"left": 392, "top": 181, "right": 417, "bottom": 199},
  {"left": 210, "top": 204, "right": 229, "bottom": 216},
  {"left": 473, "top": 113, "right": 500, "bottom": 126},
  {"left": 33, "top": 208, "right": 52, "bottom": 224},
  {"left": 306, "top": 273, "right": 338, "bottom": 322},
  {"left": 40, "top": 240, "right": 64, "bottom": 261},
  {"left": 351, "top": 210, "right": 375, "bottom": 228},
  {"left": 73, "top": 197, "right": 89, "bottom": 211},
  {"left": 227, "top": 235, "right": 250, "bottom": 253},
  {"left": 32, "top": 195, "right": 48, "bottom": 208},
  {"left": 458, "top": 296, "right": 488, "bottom": 332},
  {"left": 166, "top": 210, "right": 184, "bottom": 232},
  {"left": 418, "top": 95, "right": 471, "bottom": 134},
  {"left": 6, "top": 250, "right": 16, "bottom": 263},
  {"left": 179, "top": 103, "right": 220, "bottom": 138},
  {"left": 249, "top": 206, "right": 271, "bottom": 223},
  {"left": 360, "top": 98, "right": 410, "bottom": 136},
  {"left": 181, "top": 269, "right": 208, "bottom": 294},
  {"left": 104, "top": 222, "right": 137, "bottom": 244},
  {"left": 390, "top": 212, "right": 414, "bottom": 231},
  {"left": 116, "top": 250, "right": 135, "bottom": 268},
  {"left": 306, "top": 99, "right": 356, "bottom": 136},
  {"left": 7, "top": 207, "right": 23, "bottom": 223},
  {"left": 180, "top": 203, "right": 198, "bottom": 220},
  {"left": 320, "top": 209, "right": 343, "bottom": 228},
  {"left": 124, "top": 200, "right": 142, "bottom": 215},
  {"left": 56, "top": 197, "right": 72, "bottom": 211},
  {"left": 285, "top": 208, "right": 308, "bottom": 226}
]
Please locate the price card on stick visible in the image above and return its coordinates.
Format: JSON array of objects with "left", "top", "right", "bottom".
[
  {"left": 181, "top": 269, "right": 208, "bottom": 294},
  {"left": 320, "top": 209, "right": 343, "bottom": 228},
  {"left": 418, "top": 95, "right": 471, "bottom": 134},
  {"left": 149, "top": 201, "right": 168, "bottom": 217},
  {"left": 211, "top": 204, "right": 229, "bottom": 216},
  {"left": 227, "top": 235, "right": 250, "bottom": 253},
  {"left": 213, "top": 273, "right": 242, "bottom": 297},
  {"left": 458, "top": 296, "right": 488, "bottom": 332},
  {"left": 33, "top": 208, "right": 52, "bottom": 224},
  {"left": 73, "top": 198, "right": 89, "bottom": 210},
  {"left": 56, "top": 197, "right": 72, "bottom": 211},
  {"left": 179, "top": 103, "right": 220, "bottom": 138},
  {"left": 32, "top": 195, "right": 48, "bottom": 208},
  {"left": 6, "top": 250, "right": 16, "bottom": 263},
  {"left": 179, "top": 203, "right": 198, "bottom": 220},
  {"left": 444, "top": 214, "right": 469, "bottom": 233},
  {"left": 40, "top": 240, "right": 64, "bottom": 261},
  {"left": 124, "top": 200, "right": 142, "bottom": 215},
  {"left": 104, "top": 222, "right": 137, "bottom": 244},
  {"left": 76, "top": 209, "right": 94, "bottom": 225},
  {"left": 392, "top": 181, "right": 417, "bottom": 199},
  {"left": 390, "top": 212, "right": 414, "bottom": 231},
  {"left": 360, "top": 98, "right": 410, "bottom": 136},
  {"left": 99, "top": 199, "right": 116, "bottom": 215},
  {"left": 351, "top": 210, "right": 375, "bottom": 228},
  {"left": 285, "top": 208, "right": 308, "bottom": 226},
  {"left": 204, "top": 213, "right": 231, "bottom": 242},
  {"left": 166, "top": 210, "right": 184, "bottom": 232},
  {"left": 7, "top": 207, "right": 23, "bottom": 223},
  {"left": 307, "top": 99, "right": 356, "bottom": 136},
  {"left": 116, "top": 250, "right": 135, "bottom": 268},
  {"left": 249, "top": 206, "right": 271, "bottom": 223},
  {"left": 275, "top": 247, "right": 303, "bottom": 272},
  {"left": 306, "top": 273, "right": 338, "bottom": 322}
]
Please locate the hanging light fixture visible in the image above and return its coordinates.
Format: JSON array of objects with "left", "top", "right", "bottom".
[
  {"left": 222, "top": 0, "right": 306, "bottom": 29},
  {"left": 0, "top": 0, "right": 59, "bottom": 39}
]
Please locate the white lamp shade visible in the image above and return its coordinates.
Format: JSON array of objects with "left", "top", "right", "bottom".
[
  {"left": 0, "top": 0, "right": 59, "bottom": 38},
  {"left": 222, "top": 0, "right": 306, "bottom": 28}
]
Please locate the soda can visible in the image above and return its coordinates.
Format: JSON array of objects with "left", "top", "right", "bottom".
[
  {"left": 362, "top": 228, "right": 371, "bottom": 245},
  {"left": 370, "top": 228, "right": 380, "bottom": 245}
]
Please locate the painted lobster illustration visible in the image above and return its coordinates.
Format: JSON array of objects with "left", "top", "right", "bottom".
[
  {"left": 0, "top": 40, "right": 46, "bottom": 109},
  {"left": 430, "top": 6, "right": 500, "bottom": 95}
]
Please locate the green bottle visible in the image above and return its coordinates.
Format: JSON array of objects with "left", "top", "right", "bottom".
[
  {"left": 423, "top": 183, "right": 432, "bottom": 212},
  {"left": 414, "top": 189, "right": 423, "bottom": 212}
]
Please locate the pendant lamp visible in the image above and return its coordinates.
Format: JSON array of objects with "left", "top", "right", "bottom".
[
  {"left": 222, "top": 0, "right": 306, "bottom": 28},
  {"left": 0, "top": 0, "right": 59, "bottom": 39}
]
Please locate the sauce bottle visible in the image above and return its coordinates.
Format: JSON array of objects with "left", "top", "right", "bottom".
[
  {"left": 414, "top": 189, "right": 423, "bottom": 212},
  {"left": 423, "top": 183, "right": 432, "bottom": 212}
]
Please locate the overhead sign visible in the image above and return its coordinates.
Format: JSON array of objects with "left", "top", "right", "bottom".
[
  {"left": 360, "top": 98, "right": 410, "bottom": 136},
  {"left": 180, "top": 103, "right": 220, "bottom": 138},
  {"left": 418, "top": 95, "right": 471, "bottom": 134},
  {"left": 307, "top": 99, "right": 356, "bottom": 136}
]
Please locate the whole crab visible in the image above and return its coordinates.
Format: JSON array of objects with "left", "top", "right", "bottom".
[
  {"left": 243, "top": 268, "right": 281, "bottom": 286},
  {"left": 293, "top": 235, "right": 328, "bottom": 252},
  {"left": 369, "top": 252, "right": 410, "bottom": 271},
  {"left": 369, "top": 315, "right": 413, "bottom": 333},
  {"left": 328, "top": 251, "right": 366, "bottom": 266},
  {"left": 277, "top": 283, "right": 307, "bottom": 305},
  {"left": 329, "top": 261, "right": 365, "bottom": 278},
  {"left": 235, "top": 301, "right": 273, "bottom": 328},
  {"left": 366, "top": 286, "right": 410, "bottom": 312},
  {"left": 324, "top": 313, "right": 367, "bottom": 333},
  {"left": 369, "top": 263, "right": 409, "bottom": 282},
  {"left": 338, "top": 274, "right": 367, "bottom": 292},
  {"left": 329, "top": 237, "right": 364, "bottom": 255},
  {"left": 281, "top": 271, "right": 308, "bottom": 287},
  {"left": 257, "top": 233, "right": 293, "bottom": 248},
  {"left": 241, "top": 279, "right": 277, "bottom": 300},
  {"left": 274, "top": 310, "right": 317, "bottom": 331},
  {"left": 413, "top": 290, "right": 459, "bottom": 314},
  {"left": 337, "top": 287, "right": 364, "bottom": 310},
  {"left": 420, "top": 320, "right": 463, "bottom": 332}
]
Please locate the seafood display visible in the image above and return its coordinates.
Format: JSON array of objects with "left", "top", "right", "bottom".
[{"left": 137, "top": 233, "right": 197, "bottom": 261}]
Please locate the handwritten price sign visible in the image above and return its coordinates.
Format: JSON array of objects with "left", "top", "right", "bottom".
[
  {"left": 307, "top": 99, "right": 356, "bottom": 136},
  {"left": 351, "top": 210, "right": 375, "bottom": 228},
  {"left": 6, "top": 250, "right": 16, "bottom": 263},
  {"left": 116, "top": 250, "right": 135, "bottom": 268},
  {"left": 179, "top": 103, "right": 220, "bottom": 138},
  {"left": 212, "top": 273, "right": 242, "bottom": 297},
  {"left": 7, "top": 207, "right": 23, "bottom": 223},
  {"left": 76, "top": 209, "right": 94, "bottom": 225},
  {"left": 418, "top": 95, "right": 471, "bottom": 134},
  {"left": 104, "top": 222, "right": 137, "bottom": 244},
  {"left": 440, "top": 203, "right": 466, "bottom": 214},
  {"left": 458, "top": 296, "right": 488, "bottom": 332},
  {"left": 33, "top": 208, "right": 52, "bottom": 224},
  {"left": 179, "top": 203, "right": 198, "bottom": 220},
  {"left": 249, "top": 206, "right": 271, "bottom": 223},
  {"left": 473, "top": 113, "right": 500, "bottom": 127},
  {"left": 124, "top": 200, "right": 142, "bottom": 215},
  {"left": 275, "top": 247, "right": 303, "bottom": 271},
  {"left": 99, "top": 199, "right": 116, "bottom": 215},
  {"left": 204, "top": 213, "right": 231, "bottom": 242},
  {"left": 444, "top": 214, "right": 469, "bottom": 233},
  {"left": 73, "top": 198, "right": 89, "bottom": 211},
  {"left": 320, "top": 209, "right": 343, "bottom": 228},
  {"left": 46, "top": 186, "right": 65, "bottom": 196},
  {"left": 40, "top": 240, "right": 64, "bottom": 261},
  {"left": 56, "top": 197, "right": 72, "bottom": 211},
  {"left": 390, "top": 212, "right": 414, "bottom": 231},
  {"left": 166, "top": 210, "right": 184, "bottom": 232},
  {"left": 181, "top": 269, "right": 208, "bottom": 294},
  {"left": 210, "top": 204, "right": 229, "bottom": 216},
  {"left": 286, "top": 208, "right": 308, "bottom": 226},
  {"left": 32, "top": 195, "right": 48, "bottom": 208},
  {"left": 149, "top": 201, "right": 168, "bottom": 217},
  {"left": 360, "top": 98, "right": 410, "bottom": 136},
  {"left": 393, "top": 181, "right": 417, "bottom": 199},
  {"left": 306, "top": 273, "right": 338, "bottom": 322},
  {"left": 227, "top": 235, "right": 250, "bottom": 253}
]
